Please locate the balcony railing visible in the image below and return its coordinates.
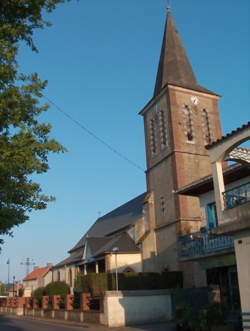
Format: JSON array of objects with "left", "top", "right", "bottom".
[
  {"left": 179, "top": 231, "right": 234, "bottom": 260},
  {"left": 223, "top": 181, "right": 250, "bottom": 209}
]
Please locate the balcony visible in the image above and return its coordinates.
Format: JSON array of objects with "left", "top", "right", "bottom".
[
  {"left": 223, "top": 181, "right": 250, "bottom": 209},
  {"left": 179, "top": 231, "right": 234, "bottom": 261}
]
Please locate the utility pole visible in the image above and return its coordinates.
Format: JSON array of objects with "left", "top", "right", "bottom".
[
  {"left": 12, "top": 276, "right": 15, "bottom": 297},
  {"left": 20, "top": 258, "right": 36, "bottom": 276},
  {"left": 6, "top": 258, "right": 10, "bottom": 285}
]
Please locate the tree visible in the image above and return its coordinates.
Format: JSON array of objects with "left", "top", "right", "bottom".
[
  {"left": 0, "top": 1, "right": 70, "bottom": 245},
  {"left": 0, "top": 283, "right": 6, "bottom": 296}
]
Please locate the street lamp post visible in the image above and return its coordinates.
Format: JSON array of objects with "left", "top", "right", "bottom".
[
  {"left": 112, "top": 247, "right": 119, "bottom": 291},
  {"left": 12, "top": 276, "right": 15, "bottom": 297}
]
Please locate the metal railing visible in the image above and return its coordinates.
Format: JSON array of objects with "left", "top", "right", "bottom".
[
  {"left": 179, "top": 230, "right": 234, "bottom": 259},
  {"left": 223, "top": 181, "right": 250, "bottom": 209},
  {"left": 241, "top": 312, "right": 250, "bottom": 330}
]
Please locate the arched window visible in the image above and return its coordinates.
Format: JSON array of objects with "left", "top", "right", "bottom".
[
  {"left": 123, "top": 267, "right": 134, "bottom": 273},
  {"left": 159, "top": 196, "right": 166, "bottom": 216},
  {"left": 158, "top": 110, "right": 168, "bottom": 148},
  {"left": 149, "top": 118, "right": 157, "bottom": 155},
  {"left": 202, "top": 109, "right": 211, "bottom": 145},
  {"left": 183, "top": 105, "right": 194, "bottom": 141}
]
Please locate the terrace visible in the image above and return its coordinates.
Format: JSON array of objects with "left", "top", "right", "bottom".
[
  {"left": 179, "top": 230, "right": 234, "bottom": 261},
  {"left": 223, "top": 181, "right": 250, "bottom": 209}
]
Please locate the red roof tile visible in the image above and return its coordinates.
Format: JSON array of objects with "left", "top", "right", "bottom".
[
  {"left": 7, "top": 285, "right": 18, "bottom": 292},
  {"left": 23, "top": 266, "right": 50, "bottom": 281}
]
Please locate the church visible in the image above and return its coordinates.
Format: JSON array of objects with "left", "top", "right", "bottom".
[{"left": 52, "top": 7, "right": 248, "bottom": 299}]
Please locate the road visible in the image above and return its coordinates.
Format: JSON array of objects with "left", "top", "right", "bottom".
[{"left": 0, "top": 314, "right": 176, "bottom": 331}]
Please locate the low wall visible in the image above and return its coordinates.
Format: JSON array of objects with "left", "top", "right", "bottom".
[
  {"left": 0, "top": 290, "right": 173, "bottom": 327},
  {"left": 67, "top": 310, "right": 83, "bottom": 322},
  {"left": 103, "top": 290, "right": 172, "bottom": 327},
  {"left": 0, "top": 307, "right": 16, "bottom": 315}
]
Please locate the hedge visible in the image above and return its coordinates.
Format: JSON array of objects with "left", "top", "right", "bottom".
[
  {"left": 44, "top": 281, "right": 70, "bottom": 296},
  {"left": 74, "top": 272, "right": 183, "bottom": 296},
  {"left": 32, "top": 287, "right": 45, "bottom": 308},
  {"left": 33, "top": 287, "right": 45, "bottom": 300}
]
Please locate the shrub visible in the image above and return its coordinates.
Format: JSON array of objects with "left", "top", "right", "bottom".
[
  {"left": 33, "top": 287, "right": 45, "bottom": 299},
  {"left": 47, "top": 296, "right": 52, "bottom": 310},
  {"left": 173, "top": 291, "right": 225, "bottom": 331},
  {"left": 18, "top": 288, "right": 24, "bottom": 297},
  {"left": 74, "top": 271, "right": 183, "bottom": 296},
  {"left": 44, "top": 281, "right": 70, "bottom": 296},
  {"left": 74, "top": 273, "right": 108, "bottom": 296},
  {"left": 33, "top": 287, "right": 45, "bottom": 308},
  {"left": 72, "top": 291, "right": 81, "bottom": 309},
  {"left": 59, "top": 295, "right": 66, "bottom": 309}
]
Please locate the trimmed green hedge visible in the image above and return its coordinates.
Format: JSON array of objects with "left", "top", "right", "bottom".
[
  {"left": 74, "top": 272, "right": 183, "bottom": 296},
  {"left": 33, "top": 287, "right": 45, "bottom": 300},
  {"left": 44, "top": 281, "right": 70, "bottom": 296},
  {"left": 32, "top": 287, "right": 45, "bottom": 308}
]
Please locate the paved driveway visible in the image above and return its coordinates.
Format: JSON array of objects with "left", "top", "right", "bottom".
[{"left": 0, "top": 314, "right": 176, "bottom": 331}]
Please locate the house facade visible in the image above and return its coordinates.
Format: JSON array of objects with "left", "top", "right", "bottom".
[
  {"left": 178, "top": 123, "right": 250, "bottom": 315},
  {"left": 23, "top": 264, "right": 53, "bottom": 297},
  {"left": 207, "top": 123, "right": 250, "bottom": 323}
]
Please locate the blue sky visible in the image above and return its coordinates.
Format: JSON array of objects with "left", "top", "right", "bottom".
[{"left": 0, "top": 0, "right": 249, "bottom": 282}]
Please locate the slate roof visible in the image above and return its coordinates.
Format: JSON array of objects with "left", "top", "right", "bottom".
[
  {"left": 54, "top": 192, "right": 146, "bottom": 268},
  {"left": 87, "top": 237, "right": 111, "bottom": 256},
  {"left": 69, "top": 192, "right": 146, "bottom": 253},
  {"left": 92, "top": 232, "right": 140, "bottom": 257},
  {"left": 23, "top": 266, "right": 51, "bottom": 281},
  {"left": 54, "top": 248, "right": 83, "bottom": 268},
  {"left": 154, "top": 11, "right": 218, "bottom": 98}
]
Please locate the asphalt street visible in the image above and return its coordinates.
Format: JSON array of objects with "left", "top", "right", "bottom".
[{"left": 0, "top": 315, "right": 176, "bottom": 331}]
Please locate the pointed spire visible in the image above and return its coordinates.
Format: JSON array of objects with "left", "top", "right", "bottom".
[{"left": 154, "top": 11, "right": 215, "bottom": 97}]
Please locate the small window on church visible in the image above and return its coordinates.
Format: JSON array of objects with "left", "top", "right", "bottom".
[
  {"left": 202, "top": 109, "right": 211, "bottom": 145},
  {"left": 159, "top": 110, "right": 168, "bottom": 149},
  {"left": 143, "top": 202, "right": 150, "bottom": 231},
  {"left": 149, "top": 118, "right": 157, "bottom": 155},
  {"left": 183, "top": 105, "right": 194, "bottom": 142},
  {"left": 160, "top": 196, "right": 166, "bottom": 216}
]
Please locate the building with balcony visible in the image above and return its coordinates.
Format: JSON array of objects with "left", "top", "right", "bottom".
[
  {"left": 207, "top": 122, "right": 250, "bottom": 326},
  {"left": 178, "top": 122, "right": 250, "bottom": 316}
]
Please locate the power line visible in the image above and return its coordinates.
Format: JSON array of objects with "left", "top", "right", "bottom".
[
  {"left": 20, "top": 257, "right": 36, "bottom": 276},
  {"left": 44, "top": 96, "right": 144, "bottom": 172}
]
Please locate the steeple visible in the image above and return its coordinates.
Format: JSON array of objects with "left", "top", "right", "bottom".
[{"left": 154, "top": 11, "right": 216, "bottom": 97}]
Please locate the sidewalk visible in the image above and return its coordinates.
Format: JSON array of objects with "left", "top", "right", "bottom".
[
  {"left": 111, "top": 321, "right": 176, "bottom": 331},
  {"left": 0, "top": 313, "right": 176, "bottom": 330}
]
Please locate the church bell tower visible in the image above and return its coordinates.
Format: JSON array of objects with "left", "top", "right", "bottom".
[{"left": 140, "top": 9, "right": 222, "bottom": 274}]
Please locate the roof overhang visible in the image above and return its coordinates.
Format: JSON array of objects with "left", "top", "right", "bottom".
[{"left": 177, "top": 164, "right": 250, "bottom": 196}]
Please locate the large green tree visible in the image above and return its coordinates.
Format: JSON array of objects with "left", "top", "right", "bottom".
[{"left": 0, "top": 1, "right": 70, "bottom": 245}]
